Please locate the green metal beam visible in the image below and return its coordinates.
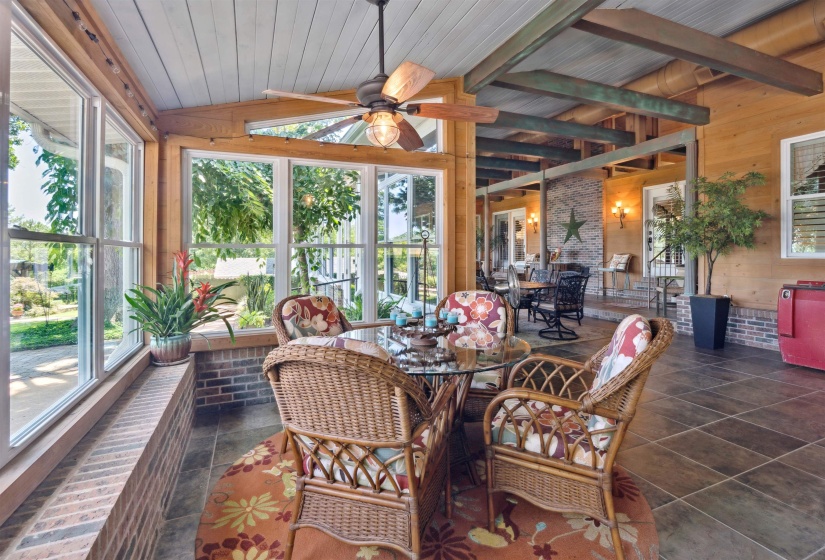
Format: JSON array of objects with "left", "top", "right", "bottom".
[
  {"left": 476, "top": 137, "right": 580, "bottom": 162},
  {"left": 491, "top": 70, "right": 710, "bottom": 125},
  {"left": 476, "top": 129, "right": 696, "bottom": 196},
  {"left": 476, "top": 156, "right": 541, "bottom": 172},
  {"left": 476, "top": 178, "right": 490, "bottom": 187},
  {"left": 481, "top": 111, "right": 635, "bottom": 146},
  {"left": 574, "top": 9, "right": 823, "bottom": 97},
  {"left": 477, "top": 168, "right": 512, "bottom": 180},
  {"left": 463, "top": 0, "right": 607, "bottom": 94}
]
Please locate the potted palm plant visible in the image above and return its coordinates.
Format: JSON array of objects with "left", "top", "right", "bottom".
[
  {"left": 125, "top": 251, "right": 237, "bottom": 364},
  {"left": 651, "top": 172, "right": 767, "bottom": 349}
]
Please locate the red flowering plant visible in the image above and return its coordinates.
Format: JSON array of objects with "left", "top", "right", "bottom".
[{"left": 125, "top": 251, "right": 238, "bottom": 343}]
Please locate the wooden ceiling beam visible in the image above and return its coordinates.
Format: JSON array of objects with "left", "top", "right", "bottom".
[
  {"left": 463, "top": 0, "right": 607, "bottom": 94},
  {"left": 476, "top": 156, "right": 541, "bottom": 172},
  {"left": 492, "top": 70, "right": 710, "bottom": 125},
  {"left": 476, "top": 137, "right": 580, "bottom": 162},
  {"left": 480, "top": 111, "right": 635, "bottom": 146},
  {"left": 574, "top": 9, "right": 823, "bottom": 96},
  {"left": 477, "top": 168, "right": 512, "bottom": 180}
]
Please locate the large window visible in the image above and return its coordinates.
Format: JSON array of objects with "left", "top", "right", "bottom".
[
  {"left": 782, "top": 131, "right": 825, "bottom": 258},
  {"left": 185, "top": 152, "right": 441, "bottom": 327},
  {"left": 1, "top": 14, "right": 143, "bottom": 466}
]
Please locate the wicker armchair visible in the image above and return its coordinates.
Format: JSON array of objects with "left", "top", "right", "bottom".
[
  {"left": 262, "top": 345, "right": 456, "bottom": 560},
  {"left": 483, "top": 317, "right": 673, "bottom": 560},
  {"left": 433, "top": 290, "right": 515, "bottom": 423}
]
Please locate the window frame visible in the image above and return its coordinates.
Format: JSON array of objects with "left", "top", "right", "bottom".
[
  {"left": 183, "top": 151, "right": 443, "bottom": 328},
  {"left": 781, "top": 129, "right": 825, "bottom": 259},
  {"left": 1, "top": 4, "right": 144, "bottom": 467}
]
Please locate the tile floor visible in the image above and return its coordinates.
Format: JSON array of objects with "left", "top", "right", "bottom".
[{"left": 156, "top": 317, "right": 825, "bottom": 560}]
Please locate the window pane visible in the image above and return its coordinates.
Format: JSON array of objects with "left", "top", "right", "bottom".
[
  {"left": 292, "top": 164, "right": 361, "bottom": 244},
  {"left": 9, "top": 32, "right": 84, "bottom": 235},
  {"left": 377, "top": 247, "right": 439, "bottom": 318},
  {"left": 191, "top": 158, "right": 274, "bottom": 244},
  {"left": 104, "top": 121, "right": 134, "bottom": 240},
  {"left": 190, "top": 248, "right": 276, "bottom": 331},
  {"left": 250, "top": 112, "right": 438, "bottom": 152},
  {"left": 791, "top": 136, "right": 825, "bottom": 196},
  {"left": 291, "top": 247, "right": 363, "bottom": 322},
  {"left": 378, "top": 172, "right": 436, "bottom": 243},
  {"left": 10, "top": 241, "right": 93, "bottom": 437},
  {"left": 103, "top": 246, "right": 140, "bottom": 368},
  {"left": 791, "top": 198, "right": 825, "bottom": 253}
]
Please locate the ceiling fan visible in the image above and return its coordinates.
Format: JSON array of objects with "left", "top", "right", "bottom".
[{"left": 262, "top": 0, "right": 499, "bottom": 151}]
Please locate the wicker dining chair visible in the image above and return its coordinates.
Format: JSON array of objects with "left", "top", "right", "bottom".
[
  {"left": 483, "top": 316, "right": 674, "bottom": 560},
  {"left": 433, "top": 290, "right": 515, "bottom": 423},
  {"left": 262, "top": 344, "right": 457, "bottom": 560},
  {"left": 272, "top": 294, "right": 354, "bottom": 345}
]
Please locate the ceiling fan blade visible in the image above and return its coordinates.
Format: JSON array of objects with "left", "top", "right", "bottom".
[
  {"left": 396, "top": 119, "right": 425, "bottom": 151},
  {"left": 303, "top": 115, "right": 363, "bottom": 140},
  {"left": 382, "top": 61, "right": 436, "bottom": 104},
  {"left": 406, "top": 103, "right": 499, "bottom": 123},
  {"left": 262, "top": 89, "right": 359, "bottom": 106}
]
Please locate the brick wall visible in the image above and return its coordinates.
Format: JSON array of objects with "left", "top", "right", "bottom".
[
  {"left": 545, "top": 175, "right": 604, "bottom": 294},
  {"left": 195, "top": 346, "right": 276, "bottom": 414},
  {"left": 675, "top": 296, "right": 779, "bottom": 350},
  {"left": 0, "top": 361, "right": 194, "bottom": 560}
]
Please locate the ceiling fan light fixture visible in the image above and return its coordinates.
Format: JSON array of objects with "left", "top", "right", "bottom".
[{"left": 364, "top": 111, "right": 402, "bottom": 148}]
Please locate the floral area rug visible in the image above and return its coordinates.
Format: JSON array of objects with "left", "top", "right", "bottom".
[{"left": 196, "top": 426, "right": 658, "bottom": 560}]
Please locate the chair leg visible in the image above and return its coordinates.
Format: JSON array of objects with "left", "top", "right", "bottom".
[
  {"left": 445, "top": 447, "right": 453, "bottom": 519},
  {"left": 284, "top": 525, "right": 298, "bottom": 560},
  {"left": 486, "top": 457, "right": 496, "bottom": 533},
  {"left": 604, "top": 487, "right": 625, "bottom": 560},
  {"left": 279, "top": 433, "right": 289, "bottom": 455}
]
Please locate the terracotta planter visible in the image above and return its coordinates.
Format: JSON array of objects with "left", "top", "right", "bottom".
[{"left": 150, "top": 334, "right": 192, "bottom": 365}]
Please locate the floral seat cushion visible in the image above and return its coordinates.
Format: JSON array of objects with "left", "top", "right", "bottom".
[
  {"left": 490, "top": 399, "right": 606, "bottom": 469},
  {"left": 586, "top": 314, "right": 652, "bottom": 450},
  {"left": 287, "top": 336, "right": 391, "bottom": 363},
  {"left": 281, "top": 296, "right": 345, "bottom": 340},
  {"left": 295, "top": 422, "right": 430, "bottom": 494},
  {"left": 441, "top": 291, "right": 508, "bottom": 333},
  {"left": 447, "top": 328, "right": 505, "bottom": 390}
]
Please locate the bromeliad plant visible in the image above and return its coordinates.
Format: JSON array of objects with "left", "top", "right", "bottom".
[{"left": 125, "top": 251, "right": 238, "bottom": 342}]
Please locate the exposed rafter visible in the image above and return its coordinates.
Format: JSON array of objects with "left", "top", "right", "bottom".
[
  {"left": 477, "top": 168, "right": 512, "bottom": 180},
  {"left": 476, "top": 156, "right": 541, "bottom": 172},
  {"left": 491, "top": 70, "right": 710, "bottom": 125},
  {"left": 481, "top": 111, "right": 635, "bottom": 146},
  {"left": 476, "top": 137, "right": 580, "bottom": 162},
  {"left": 463, "top": 0, "right": 607, "bottom": 94},
  {"left": 574, "top": 9, "right": 823, "bottom": 97}
]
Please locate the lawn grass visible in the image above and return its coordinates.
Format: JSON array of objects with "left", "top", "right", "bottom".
[{"left": 10, "top": 319, "right": 123, "bottom": 351}]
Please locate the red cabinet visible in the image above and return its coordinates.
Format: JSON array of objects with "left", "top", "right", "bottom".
[{"left": 777, "top": 281, "right": 825, "bottom": 371}]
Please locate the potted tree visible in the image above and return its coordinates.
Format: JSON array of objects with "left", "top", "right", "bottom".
[
  {"left": 125, "top": 251, "right": 238, "bottom": 364},
  {"left": 651, "top": 172, "right": 768, "bottom": 349}
]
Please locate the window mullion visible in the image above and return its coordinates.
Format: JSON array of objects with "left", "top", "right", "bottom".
[
  {"left": 275, "top": 158, "right": 290, "bottom": 300},
  {"left": 363, "top": 165, "right": 377, "bottom": 322},
  {"left": 0, "top": 0, "right": 11, "bottom": 467}
]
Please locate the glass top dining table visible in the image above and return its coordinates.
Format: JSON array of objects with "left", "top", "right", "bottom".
[{"left": 337, "top": 324, "right": 531, "bottom": 376}]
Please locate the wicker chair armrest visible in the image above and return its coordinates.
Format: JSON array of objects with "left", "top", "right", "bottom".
[
  {"left": 485, "top": 388, "right": 622, "bottom": 426},
  {"left": 508, "top": 354, "right": 594, "bottom": 400}
]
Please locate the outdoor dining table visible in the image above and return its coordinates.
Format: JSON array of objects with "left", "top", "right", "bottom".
[{"left": 337, "top": 324, "right": 531, "bottom": 484}]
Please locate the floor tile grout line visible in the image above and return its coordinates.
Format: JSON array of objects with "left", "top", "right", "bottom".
[
  {"left": 803, "top": 543, "right": 825, "bottom": 560},
  {"left": 660, "top": 498, "right": 791, "bottom": 560}
]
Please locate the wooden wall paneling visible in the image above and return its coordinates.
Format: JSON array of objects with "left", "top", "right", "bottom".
[{"left": 17, "top": 0, "right": 159, "bottom": 141}]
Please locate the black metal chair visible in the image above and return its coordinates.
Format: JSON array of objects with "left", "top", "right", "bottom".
[
  {"left": 506, "top": 265, "right": 533, "bottom": 332},
  {"left": 533, "top": 274, "right": 586, "bottom": 340},
  {"left": 528, "top": 268, "right": 554, "bottom": 323},
  {"left": 560, "top": 272, "right": 590, "bottom": 325}
]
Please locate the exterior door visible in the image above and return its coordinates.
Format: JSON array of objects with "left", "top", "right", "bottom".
[
  {"left": 643, "top": 182, "right": 685, "bottom": 277},
  {"left": 492, "top": 209, "right": 526, "bottom": 270}
]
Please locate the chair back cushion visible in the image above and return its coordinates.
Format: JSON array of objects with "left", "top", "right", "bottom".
[
  {"left": 288, "top": 335, "right": 391, "bottom": 362},
  {"left": 607, "top": 253, "right": 631, "bottom": 271},
  {"left": 280, "top": 295, "right": 345, "bottom": 339},
  {"left": 442, "top": 290, "right": 508, "bottom": 333},
  {"left": 587, "top": 314, "right": 652, "bottom": 449}
]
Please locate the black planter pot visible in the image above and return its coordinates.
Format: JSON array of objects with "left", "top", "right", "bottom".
[{"left": 689, "top": 295, "right": 731, "bottom": 349}]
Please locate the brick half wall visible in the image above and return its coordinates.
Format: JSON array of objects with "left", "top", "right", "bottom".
[
  {"left": 545, "top": 175, "right": 604, "bottom": 294},
  {"left": 675, "top": 296, "right": 779, "bottom": 350},
  {"left": 195, "top": 346, "right": 276, "bottom": 414}
]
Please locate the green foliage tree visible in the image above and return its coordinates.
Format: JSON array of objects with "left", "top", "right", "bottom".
[
  {"left": 9, "top": 116, "right": 27, "bottom": 170},
  {"left": 650, "top": 172, "right": 768, "bottom": 295}
]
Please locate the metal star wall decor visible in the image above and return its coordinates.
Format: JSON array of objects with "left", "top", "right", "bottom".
[{"left": 561, "top": 209, "right": 587, "bottom": 243}]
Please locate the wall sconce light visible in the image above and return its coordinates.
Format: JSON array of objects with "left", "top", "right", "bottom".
[
  {"left": 527, "top": 213, "right": 538, "bottom": 233},
  {"left": 612, "top": 202, "right": 628, "bottom": 228}
]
